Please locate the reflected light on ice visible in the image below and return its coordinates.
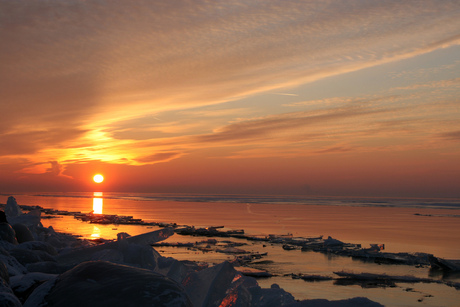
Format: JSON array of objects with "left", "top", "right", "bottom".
[
  {"left": 93, "top": 192, "right": 103, "bottom": 214},
  {"left": 91, "top": 225, "right": 101, "bottom": 239}
]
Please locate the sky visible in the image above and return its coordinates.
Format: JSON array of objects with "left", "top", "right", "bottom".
[{"left": 1, "top": 0, "right": 460, "bottom": 197}]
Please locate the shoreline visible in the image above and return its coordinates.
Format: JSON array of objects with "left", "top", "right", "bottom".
[
  {"left": 0, "top": 199, "right": 389, "bottom": 306},
  {"left": 2, "top": 195, "right": 460, "bottom": 306}
]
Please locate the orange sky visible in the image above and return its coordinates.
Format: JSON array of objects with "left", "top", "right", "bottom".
[{"left": 1, "top": 1, "right": 460, "bottom": 197}]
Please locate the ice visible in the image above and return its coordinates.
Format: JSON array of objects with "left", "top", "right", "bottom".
[
  {"left": 25, "top": 261, "right": 192, "bottom": 307},
  {"left": 0, "top": 223, "right": 18, "bottom": 245},
  {"left": 288, "top": 297, "right": 384, "bottom": 306},
  {"left": 0, "top": 292, "right": 22, "bottom": 307},
  {"left": 183, "top": 261, "right": 239, "bottom": 306},
  {"left": 0, "top": 247, "right": 27, "bottom": 276},
  {"left": 5, "top": 196, "right": 22, "bottom": 218},
  {"left": 0, "top": 267, "right": 22, "bottom": 307},
  {"left": 10, "top": 272, "right": 57, "bottom": 302},
  {"left": 12, "top": 223, "right": 34, "bottom": 243},
  {"left": 1, "top": 197, "right": 390, "bottom": 306},
  {"left": 56, "top": 228, "right": 174, "bottom": 269}
]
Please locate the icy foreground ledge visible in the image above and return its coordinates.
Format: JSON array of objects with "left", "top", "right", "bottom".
[{"left": 0, "top": 199, "right": 384, "bottom": 306}]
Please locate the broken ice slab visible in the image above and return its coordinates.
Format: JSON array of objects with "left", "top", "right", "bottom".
[
  {"left": 289, "top": 273, "right": 333, "bottom": 281},
  {"left": 216, "top": 247, "right": 249, "bottom": 254},
  {"left": 333, "top": 271, "right": 442, "bottom": 285},
  {"left": 429, "top": 256, "right": 460, "bottom": 271},
  {"left": 25, "top": 261, "right": 192, "bottom": 307},
  {"left": 56, "top": 228, "right": 174, "bottom": 267},
  {"left": 234, "top": 266, "right": 273, "bottom": 278}
]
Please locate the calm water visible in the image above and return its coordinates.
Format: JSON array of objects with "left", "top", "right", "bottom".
[{"left": 2, "top": 192, "right": 460, "bottom": 306}]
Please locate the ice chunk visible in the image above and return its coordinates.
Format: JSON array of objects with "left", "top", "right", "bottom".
[
  {"left": 10, "top": 272, "right": 57, "bottom": 302},
  {"left": 12, "top": 223, "right": 34, "bottom": 243},
  {"left": 289, "top": 297, "right": 384, "bottom": 306},
  {"left": 0, "top": 223, "right": 18, "bottom": 245},
  {"left": 5, "top": 196, "right": 22, "bottom": 218},
  {"left": 26, "top": 261, "right": 192, "bottom": 306},
  {"left": 0, "top": 292, "right": 22, "bottom": 307},
  {"left": 9, "top": 248, "right": 56, "bottom": 266},
  {"left": 56, "top": 228, "right": 174, "bottom": 268},
  {"left": 18, "top": 241, "right": 58, "bottom": 256},
  {"left": 183, "top": 261, "right": 239, "bottom": 306},
  {"left": 0, "top": 271, "right": 22, "bottom": 306},
  {"left": 0, "top": 247, "right": 27, "bottom": 276},
  {"left": 248, "top": 283, "right": 296, "bottom": 307},
  {"left": 155, "top": 257, "right": 199, "bottom": 284}
]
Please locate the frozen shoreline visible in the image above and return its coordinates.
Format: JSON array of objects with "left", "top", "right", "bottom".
[
  {"left": 0, "top": 196, "right": 391, "bottom": 306},
  {"left": 0, "top": 197, "right": 455, "bottom": 306}
]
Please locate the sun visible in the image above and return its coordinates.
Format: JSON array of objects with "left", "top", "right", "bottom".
[{"left": 93, "top": 174, "right": 104, "bottom": 183}]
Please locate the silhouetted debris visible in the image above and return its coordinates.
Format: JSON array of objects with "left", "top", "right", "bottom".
[
  {"left": 289, "top": 273, "right": 333, "bottom": 281},
  {"left": 333, "top": 271, "right": 443, "bottom": 289},
  {"left": 429, "top": 255, "right": 460, "bottom": 272}
]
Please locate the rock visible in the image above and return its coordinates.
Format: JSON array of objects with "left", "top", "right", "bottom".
[{"left": 26, "top": 261, "right": 192, "bottom": 306}]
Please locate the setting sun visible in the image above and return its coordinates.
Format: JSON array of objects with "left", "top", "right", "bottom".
[{"left": 93, "top": 174, "right": 104, "bottom": 183}]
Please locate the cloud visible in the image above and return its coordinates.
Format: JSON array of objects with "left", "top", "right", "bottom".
[
  {"left": 437, "top": 130, "right": 460, "bottom": 141},
  {"left": 2, "top": 0, "right": 460, "bottom": 171},
  {"left": 134, "top": 152, "right": 184, "bottom": 164},
  {"left": 2, "top": 1, "right": 460, "bottom": 119},
  {"left": 192, "top": 104, "right": 393, "bottom": 145},
  {"left": 0, "top": 128, "right": 88, "bottom": 156}
]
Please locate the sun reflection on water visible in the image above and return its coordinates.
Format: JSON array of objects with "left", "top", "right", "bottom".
[
  {"left": 91, "top": 225, "right": 101, "bottom": 239},
  {"left": 93, "top": 192, "right": 103, "bottom": 214}
]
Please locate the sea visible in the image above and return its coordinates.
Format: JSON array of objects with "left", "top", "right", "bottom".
[{"left": 2, "top": 192, "right": 460, "bottom": 306}]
